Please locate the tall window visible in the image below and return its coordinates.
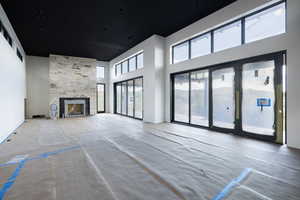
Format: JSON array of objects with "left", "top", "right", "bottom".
[
  {"left": 174, "top": 73, "right": 190, "bottom": 123},
  {"left": 134, "top": 78, "right": 143, "bottom": 118},
  {"left": 96, "top": 66, "right": 105, "bottom": 79},
  {"left": 245, "top": 3, "right": 286, "bottom": 43},
  {"left": 213, "top": 21, "right": 242, "bottom": 52},
  {"left": 173, "top": 41, "right": 189, "bottom": 64},
  {"left": 190, "top": 70, "right": 209, "bottom": 126},
  {"left": 97, "top": 84, "right": 105, "bottom": 113}
]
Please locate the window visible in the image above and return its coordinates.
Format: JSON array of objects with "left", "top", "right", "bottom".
[
  {"left": 115, "top": 64, "right": 121, "bottom": 77},
  {"left": 96, "top": 66, "right": 105, "bottom": 79},
  {"left": 191, "top": 33, "right": 211, "bottom": 59},
  {"left": 116, "top": 84, "right": 122, "bottom": 114},
  {"left": 0, "top": 20, "right": 2, "bottom": 34},
  {"left": 214, "top": 21, "right": 242, "bottom": 52},
  {"left": 17, "top": 49, "right": 23, "bottom": 62},
  {"left": 171, "top": 2, "right": 286, "bottom": 63},
  {"left": 245, "top": 2, "right": 286, "bottom": 43},
  {"left": 212, "top": 68, "right": 235, "bottom": 129},
  {"left": 121, "top": 82, "right": 127, "bottom": 115},
  {"left": 190, "top": 70, "right": 209, "bottom": 126},
  {"left": 115, "top": 77, "right": 143, "bottom": 119},
  {"left": 129, "top": 57, "right": 136, "bottom": 72},
  {"left": 96, "top": 84, "right": 105, "bottom": 113},
  {"left": 134, "top": 78, "right": 143, "bottom": 119},
  {"left": 115, "top": 52, "right": 143, "bottom": 77},
  {"left": 174, "top": 73, "right": 190, "bottom": 123},
  {"left": 127, "top": 80, "right": 134, "bottom": 117},
  {"left": 173, "top": 41, "right": 189, "bottom": 64},
  {"left": 122, "top": 60, "right": 129, "bottom": 74},
  {"left": 137, "top": 53, "right": 144, "bottom": 69},
  {"left": 1, "top": 23, "right": 12, "bottom": 47}
]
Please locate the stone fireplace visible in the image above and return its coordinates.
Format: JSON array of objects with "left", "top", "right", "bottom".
[{"left": 49, "top": 55, "right": 97, "bottom": 118}]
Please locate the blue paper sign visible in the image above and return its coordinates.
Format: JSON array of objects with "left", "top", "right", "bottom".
[{"left": 257, "top": 98, "right": 271, "bottom": 107}]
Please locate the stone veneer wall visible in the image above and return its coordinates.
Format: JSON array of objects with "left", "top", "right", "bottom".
[{"left": 49, "top": 54, "right": 97, "bottom": 117}]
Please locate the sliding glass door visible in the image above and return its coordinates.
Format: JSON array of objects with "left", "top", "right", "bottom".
[
  {"left": 241, "top": 60, "right": 276, "bottom": 136},
  {"left": 171, "top": 52, "right": 284, "bottom": 143},
  {"left": 115, "top": 77, "right": 143, "bottom": 119},
  {"left": 190, "top": 71, "right": 209, "bottom": 126},
  {"left": 212, "top": 67, "right": 235, "bottom": 129},
  {"left": 134, "top": 78, "right": 143, "bottom": 119},
  {"left": 174, "top": 73, "right": 189, "bottom": 123},
  {"left": 96, "top": 84, "right": 105, "bottom": 113}
]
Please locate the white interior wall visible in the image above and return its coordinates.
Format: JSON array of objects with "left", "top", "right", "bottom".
[
  {"left": 163, "top": 0, "right": 300, "bottom": 149},
  {"left": 0, "top": 4, "right": 26, "bottom": 143},
  {"left": 26, "top": 56, "right": 49, "bottom": 118},
  {"left": 107, "top": 0, "right": 300, "bottom": 149},
  {"left": 109, "top": 35, "right": 165, "bottom": 123}
]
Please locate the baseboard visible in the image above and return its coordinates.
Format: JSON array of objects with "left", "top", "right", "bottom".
[{"left": 0, "top": 120, "right": 25, "bottom": 144}]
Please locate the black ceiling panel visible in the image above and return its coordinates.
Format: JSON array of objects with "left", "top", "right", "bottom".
[{"left": 0, "top": 0, "right": 236, "bottom": 61}]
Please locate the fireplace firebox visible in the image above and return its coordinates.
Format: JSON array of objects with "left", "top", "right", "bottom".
[{"left": 59, "top": 98, "right": 90, "bottom": 118}]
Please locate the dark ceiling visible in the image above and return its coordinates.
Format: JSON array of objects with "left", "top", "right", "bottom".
[{"left": 1, "top": 0, "right": 236, "bottom": 61}]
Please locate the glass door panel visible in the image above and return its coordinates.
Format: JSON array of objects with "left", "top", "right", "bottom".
[
  {"left": 97, "top": 84, "right": 105, "bottom": 113},
  {"left": 134, "top": 78, "right": 143, "bottom": 119},
  {"left": 174, "top": 73, "right": 189, "bottom": 123},
  {"left": 242, "top": 61, "right": 275, "bottom": 135},
  {"left": 121, "top": 82, "right": 127, "bottom": 115},
  {"left": 212, "top": 68, "right": 235, "bottom": 129},
  {"left": 116, "top": 84, "right": 122, "bottom": 114},
  {"left": 190, "top": 70, "right": 209, "bottom": 126},
  {"left": 127, "top": 80, "right": 134, "bottom": 117}
]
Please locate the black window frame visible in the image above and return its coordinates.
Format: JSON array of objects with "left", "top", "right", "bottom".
[
  {"left": 114, "top": 52, "right": 144, "bottom": 77},
  {"left": 172, "top": 40, "right": 190, "bottom": 64},
  {"left": 96, "top": 83, "right": 106, "bottom": 113},
  {"left": 190, "top": 32, "right": 212, "bottom": 59},
  {"left": 129, "top": 56, "right": 137, "bottom": 72},
  {"left": 96, "top": 66, "right": 105, "bottom": 79},
  {"left": 136, "top": 52, "right": 144, "bottom": 69},
  {"left": 114, "top": 76, "right": 143, "bottom": 120},
  {"left": 171, "top": 51, "right": 286, "bottom": 143},
  {"left": 212, "top": 19, "right": 242, "bottom": 53},
  {"left": 16, "top": 48, "right": 23, "bottom": 62},
  {"left": 171, "top": 0, "right": 286, "bottom": 64}
]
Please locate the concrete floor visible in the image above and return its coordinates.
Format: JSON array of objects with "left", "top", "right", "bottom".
[{"left": 0, "top": 114, "right": 300, "bottom": 200}]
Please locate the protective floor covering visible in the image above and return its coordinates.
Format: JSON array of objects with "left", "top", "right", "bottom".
[{"left": 0, "top": 114, "right": 300, "bottom": 200}]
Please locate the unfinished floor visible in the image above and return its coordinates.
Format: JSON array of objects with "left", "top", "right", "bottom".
[{"left": 0, "top": 114, "right": 300, "bottom": 200}]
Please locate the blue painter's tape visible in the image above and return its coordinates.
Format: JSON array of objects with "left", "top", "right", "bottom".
[
  {"left": 212, "top": 168, "right": 252, "bottom": 200},
  {"left": 0, "top": 162, "right": 20, "bottom": 168},
  {"left": 27, "top": 145, "right": 81, "bottom": 161},
  {"left": 0, "top": 145, "right": 80, "bottom": 200},
  {"left": 0, "top": 160, "right": 27, "bottom": 200}
]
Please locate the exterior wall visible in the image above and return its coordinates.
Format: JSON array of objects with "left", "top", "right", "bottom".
[
  {"left": 109, "top": 35, "right": 165, "bottom": 123},
  {"left": 0, "top": 4, "right": 26, "bottom": 143},
  {"left": 49, "top": 55, "right": 97, "bottom": 116},
  {"left": 26, "top": 56, "right": 49, "bottom": 118},
  {"left": 163, "top": 0, "right": 300, "bottom": 149}
]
